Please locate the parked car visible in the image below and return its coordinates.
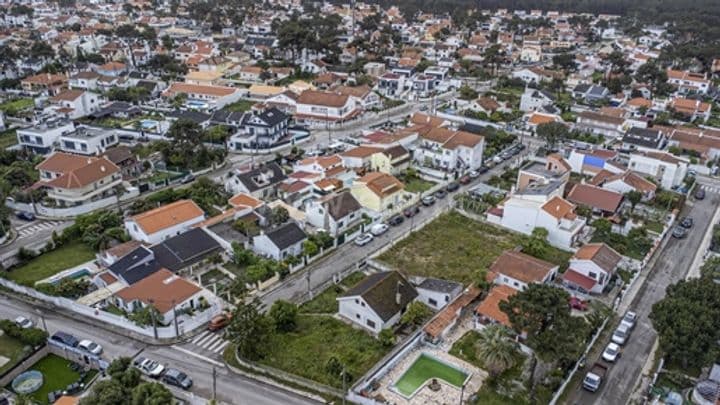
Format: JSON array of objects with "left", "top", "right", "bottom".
[
  {"left": 403, "top": 206, "right": 420, "bottom": 217},
  {"left": 180, "top": 174, "right": 195, "bottom": 184},
  {"left": 434, "top": 190, "right": 448, "bottom": 199},
  {"left": 78, "top": 339, "right": 103, "bottom": 355},
  {"left": 477, "top": 165, "right": 490, "bottom": 174},
  {"left": 611, "top": 324, "right": 631, "bottom": 345},
  {"left": 671, "top": 226, "right": 687, "bottom": 239},
  {"left": 16, "top": 211, "right": 35, "bottom": 221},
  {"left": 446, "top": 182, "right": 460, "bottom": 192},
  {"left": 601, "top": 342, "right": 621, "bottom": 363},
  {"left": 459, "top": 175, "right": 471, "bottom": 185},
  {"left": 620, "top": 311, "right": 637, "bottom": 330},
  {"left": 695, "top": 188, "right": 706, "bottom": 200},
  {"left": 14, "top": 316, "right": 33, "bottom": 329},
  {"left": 370, "top": 223, "right": 389, "bottom": 236},
  {"left": 469, "top": 170, "right": 480, "bottom": 179},
  {"left": 133, "top": 357, "right": 165, "bottom": 378},
  {"left": 50, "top": 332, "right": 79, "bottom": 348},
  {"left": 208, "top": 312, "right": 232, "bottom": 331},
  {"left": 492, "top": 156, "right": 503, "bottom": 164},
  {"left": 500, "top": 152, "right": 513, "bottom": 160},
  {"left": 583, "top": 362, "right": 608, "bottom": 392},
  {"left": 162, "top": 368, "right": 193, "bottom": 390},
  {"left": 388, "top": 214, "right": 404, "bottom": 226},
  {"left": 569, "top": 297, "right": 588, "bottom": 311},
  {"left": 421, "top": 195, "right": 436, "bottom": 206},
  {"left": 354, "top": 233, "right": 374, "bottom": 246},
  {"left": 680, "top": 217, "right": 693, "bottom": 228}
]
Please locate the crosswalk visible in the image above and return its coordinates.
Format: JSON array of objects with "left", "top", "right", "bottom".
[
  {"left": 188, "top": 330, "right": 229, "bottom": 355},
  {"left": 16, "top": 221, "right": 66, "bottom": 240},
  {"left": 699, "top": 184, "right": 720, "bottom": 194}
]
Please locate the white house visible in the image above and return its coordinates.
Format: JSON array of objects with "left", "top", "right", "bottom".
[
  {"left": 294, "top": 90, "right": 360, "bottom": 125},
  {"left": 415, "top": 278, "right": 463, "bottom": 310},
  {"left": 590, "top": 170, "right": 657, "bottom": 201},
  {"left": 58, "top": 126, "right": 119, "bottom": 155},
  {"left": 337, "top": 271, "right": 418, "bottom": 334},
  {"left": 487, "top": 251, "right": 558, "bottom": 291},
  {"left": 666, "top": 69, "right": 710, "bottom": 94},
  {"left": 252, "top": 222, "right": 307, "bottom": 260},
  {"left": 628, "top": 151, "right": 689, "bottom": 189},
  {"left": 305, "top": 191, "right": 363, "bottom": 236},
  {"left": 125, "top": 199, "right": 206, "bottom": 244},
  {"left": 562, "top": 243, "right": 622, "bottom": 294},
  {"left": 16, "top": 120, "right": 76, "bottom": 155},
  {"left": 519, "top": 88, "right": 557, "bottom": 112},
  {"left": 567, "top": 149, "right": 624, "bottom": 176},
  {"left": 162, "top": 82, "right": 244, "bottom": 111},
  {"left": 415, "top": 127, "right": 485, "bottom": 172}
]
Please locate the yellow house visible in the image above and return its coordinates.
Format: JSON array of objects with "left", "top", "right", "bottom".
[
  {"left": 370, "top": 145, "right": 411, "bottom": 175},
  {"left": 350, "top": 172, "right": 405, "bottom": 213}
]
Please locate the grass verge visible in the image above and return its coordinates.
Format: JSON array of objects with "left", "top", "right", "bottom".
[{"left": 4, "top": 241, "right": 95, "bottom": 285}]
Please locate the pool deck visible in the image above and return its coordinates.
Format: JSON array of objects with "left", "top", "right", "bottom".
[{"left": 37, "top": 260, "right": 100, "bottom": 285}]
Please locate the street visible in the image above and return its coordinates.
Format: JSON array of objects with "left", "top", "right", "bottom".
[{"left": 565, "top": 182, "right": 720, "bottom": 405}]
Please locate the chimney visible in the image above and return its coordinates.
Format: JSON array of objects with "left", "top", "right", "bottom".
[{"left": 395, "top": 281, "right": 402, "bottom": 305}]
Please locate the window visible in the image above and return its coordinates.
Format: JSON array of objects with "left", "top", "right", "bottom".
[
  {"left": 355, "top": 299, "right": 359, "bottom": 304},
  {"left": 588, "top": 271, "right": 598, "bottom": 280},
  {"left": 360, "top": 301, "right": 365, "bottom": 307},
  {"left": 445, "top": 295, "right": 450, "bottom": 302},
  {"left": 355, "top": 314, "right": 360, "bottom": 319},
  {"left": 428, "top": 298, "right": 437, "bottom": 306},
  {"left": 366, "top": 319, "right": 376, "bottom": 329}
]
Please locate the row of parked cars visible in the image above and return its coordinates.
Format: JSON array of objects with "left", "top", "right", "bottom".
[
  {"left": 583, "top": 311, "right": 638, "bottom": 392},
  {"left": 50, "top": 331, "right": 104, "bottom": 355},
  {"left": 132, "top": 356, "right": 193, "bottom": 390}
]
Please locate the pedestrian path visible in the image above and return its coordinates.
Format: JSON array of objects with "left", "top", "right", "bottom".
[
  {"left": 16, "top": 221, "right": 65, "bottom": 240},
  {"left": 187, "top": 330, "right": 229, "bottom": 355}
]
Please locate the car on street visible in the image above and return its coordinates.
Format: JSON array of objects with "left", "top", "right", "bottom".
[
  {"left": 180, "top": 174, "right": 195, "bottom": 184},
  {"left": 611, "top": 324, "right": 631, "bottom": 345},
  {"left": 208, "top": 312, "right": 232, "bottom": 331},
  {"left": 469, "top": 170, "right": 480, "bottom": 179},
  {"left": 500, "top": 151, "right": 513, "bottom": 160},
  {"left": 680, "top": 217, "right": 694, "bottom": 228},
  {"left": 695, "top": 188, "right": 706, "bottom": 200},
  {"left": 133, "top": 357, "right": 165, "bottom": 378},
  {"left": 403, "top": 206, "right": 420, "bottom": 217},
  {"left": 78, "top": 339, "right": 103, "bottom": 355},
  {"left": 370, "top": 223, "right": 389, "bottom": 236},
  {"left": 446, "top": 182, "right": 460, "bottom": 192},
  {"left": 601, "top": 342, "right": 621, "bottom": 363},
  {"left": 478, "top": 165, "right": 490, "bottom": 174},
  {"left": 162, "top": 368, "right": 193, "bottom": 390},
  {"left": 50, "top": 331, "right": 79, "bottom": 348},
  {"left": 459, "top": 175, "right": 471, "bottom": 185},
  {"left": 16, "top": 211, "right": 35, "bottom": 221},
  {"left": 621, "top": 311, "right": 637, "bottom": 330},
  {"left": 421, "top": 195, "right": 436, "bottom": 206},
  {"left": 492, "top": 156, "right": 503, "bottom": 164},
  {"left": 388, "top": 214, "right": 404, "bottom": 226},
  {"left": 14, "top": 316, "right": 33, "bottom": 329},
  {"left": 671, "top": 226, "right": 687, "bottom": 239},
  {"left": 583, "top": 362, "right": 608, "bottom": 392},
  {"left": 569, "top": 297, "right": 588, "bottom": 311},
  {"left": 354, "top": 233, "right": 374, "bottom": 246},
  {"left": 434, "top": 190, "right": 448, "bottom": 199}
]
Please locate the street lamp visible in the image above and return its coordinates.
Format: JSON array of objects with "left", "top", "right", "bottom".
[{"left": 35, "top": 308, "right": 47, "bottom": 333}]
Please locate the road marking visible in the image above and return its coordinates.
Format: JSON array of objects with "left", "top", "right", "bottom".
[
  {"left": 191, "top": 330, "right": 210, "bottom": 344},
  {"left": 213, "top": 341, "right": 229, "bottom": 354},
  {"left": 208, "top": 338, "right": 227, "bottom": 353},
  {"left": 200, "top": 334, "right": 222, "bottom": 349},
  {"left": 195, "top": 333, "right": 217, "bottom": 348},
  {"left": 171, "top": 346, "right": 224, "bottom": 367}
]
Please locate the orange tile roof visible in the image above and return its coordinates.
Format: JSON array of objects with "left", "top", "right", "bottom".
[
  {"left": 541, "top": 196, "right": 576, "bottom": 220},
  {"left": 228, "top": 193, "right": 263, "bottom": 209},
  {"left": 297, "top": 90, "right": 349, "bottom": 107},
  {"left": 130, "top": 199, "right": 204, "bottom": 235},
  {"left": 115, "top": 269, "right": 201, "bottom": 314},
  {"left": 342, "top": 146, "right": 383, "bottom": 158},
  {"left": 45, "top": 157, "right": 120, "bottom": 189},
  {"left": 528, "top": 112, "right": 559, "bottom": 125},
  {"left": 567, "top": 184, "right": 624, "bottom": 213},
  {"left": 475, "top": 284, "right": 517, "bottom": 327},
  {"left": 490, "top": 251, "right": 557, "bottom": 284},
  {"left": 37, "top": 152, "right": 93, "bottom": 173},
  {"left": 357, "top": 172, "right": 404, "bottom": 198},
  {"left": 51, "top": 89, "right": 85, "bottom": 102},
  {"left": 425, "top": 287, "right": 481, "bottom": 338}
]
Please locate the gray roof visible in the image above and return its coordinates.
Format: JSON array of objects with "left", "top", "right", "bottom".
[
  {"left": 417, "top": 278, "right": 463, "bottom": 294},
  {"left": 342, "top": 271, "right": 418, "bottom": 322},
  {"left": 622, "top": 127, "right": 664, "bottom": 149},
  {"left": 264, "top": 222, "right": 307, "bottom": 250},
  {"left": 235, "top": 162, "right": 287, "bottom": 192},
  {"left": 150, "top": 228, "right": 222, "bottom": 272},
  {"left": 325, "top": 191, "right": 361, "bottom": 221},
  {"left": 108, "top": 246, "right": 161, "bottom": 285}
]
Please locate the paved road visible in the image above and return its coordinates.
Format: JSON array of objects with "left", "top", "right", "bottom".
[
  {"left": 565, "top": 184, "right": 720, "bottom": 405},
  {"left": 0, "top": 218, "right": 73, "bottom": 264},
  {"left": 0, "top": 294, "right": 319, "bottom": 405}
]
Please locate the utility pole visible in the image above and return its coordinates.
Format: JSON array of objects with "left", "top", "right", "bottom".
[
  {"left": 306, "top": 270, "right": 312, "bottom": 299},
  {"left": 36, "top": 309, "right": 47, "bottom": 333},
  {"left": 212, "top": 366, "right": 217, "bottom": 401},
  {"left": 148, "top": 299, "right": 158, "bottom": 339},
  {"left": 172, "top": 300, "right": 179, "bottom": 337},
  {"left": 342, "top": 365, "right": 347, "bottom": 405},
  {"left": 459, "top": 382, "right": 465, "bottom": 405}
]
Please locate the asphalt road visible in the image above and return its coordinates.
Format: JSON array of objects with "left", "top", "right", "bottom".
[{"left": 565, "top": 185, "right": 720, "bottom": 405}]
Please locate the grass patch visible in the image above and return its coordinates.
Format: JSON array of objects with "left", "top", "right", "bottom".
[
  {"left": 300, "top": 271, "right": 367, "bottom": 314},
  {"left": 0, "top": 98, "right": 33, "bottom": 115},
  {"left": 0, "top": 333, "right": 30, "bottom": 375},
  {"left": 402, "top": 177, "right": 436, "bottom": 194},
  {"left": 0, "top": 128, "right": 17, "bottom": 149},
  {"left": 377, "top": 211, "right": 571, "bottom": 284},
  {"left": 4, "top": 241, "right": 95, "bottom": 285},
  {"left": 259, "top": 315, "right": 390, "bottom": 388},
  {"left": 644, "top": 220, "right": 665, "bottom": 234},
  {"left": 394, "top": 354, "right": 468, "bottom": 396},
  {"left": 13, "top": 354, "right": 97, "bottom": 405},
  {"left": 340, "top": 271, "right": 366, "bottom": 288},
  {"left": 104, "top": 304, "right": 126, "bottom": 317},
  {"left": 223, "top": 100, "right": 254, "bottom": 112}
]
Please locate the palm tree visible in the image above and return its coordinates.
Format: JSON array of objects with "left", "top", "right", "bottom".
[{"left": 475, "top": 325, "right": 518, "bottom": 377}]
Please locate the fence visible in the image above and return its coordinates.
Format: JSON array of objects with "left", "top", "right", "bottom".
[{"left": 6, "top": 187, "right": 140, "bottom": 219}]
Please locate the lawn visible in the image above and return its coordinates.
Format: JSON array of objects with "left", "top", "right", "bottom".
[
  {"left": 0, "top": 333, "right": 29, "bottom": 375},
  {"left": 223, "top": 100, "right": 254, "bottom": 112},
  {"left": 394, "top": 354, "right": 468, "bottom": 397},
  {"left": 377, "top": 212, "right": 572, "bottom": 284},
  {"left": 14, "top": 354, "right": 97, "bottom": 405},
  {"left": 0, "top": 129, "right": 17, "bottom": 149},
  {"left": 299, "top": 271, "right": 367, "bottom": 314},
  {"left": 4, "top": 241, "right": 95, "bottom": 286},
  {"left": 259, "top": 315, "right": 390, "bottom": 388},
  {"left": 402, "top": 177, "right": 436, "bottom": 194},
  {"left": 0, "top": 98, "right": 33, "bottom": 115}
]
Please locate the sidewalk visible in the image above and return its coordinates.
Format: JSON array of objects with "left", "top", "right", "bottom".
[{"left": 685, "top": 203, "right": 720, "bottom": 279}]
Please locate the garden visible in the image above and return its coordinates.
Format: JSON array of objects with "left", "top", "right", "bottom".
[
  {"left": 0, "top": 98, "right": 33, "bottom": 116},
  {"left": 6, "top": 354, "right": 97, "bottom": 405},
  {"left": 398, "top": 170, "right": 436, "bottom": 194},
  {"left": 299, "top": 271, "right": 367, "bottom": 314},
  {"left": 377, "top": 211, "right": 572, "bottom": 284},
  {"left": 2, "top": 241, "right": 95, "bottom": 286},
  {"left": 0, "top": 332, "right": 29, "bottom": 375}
]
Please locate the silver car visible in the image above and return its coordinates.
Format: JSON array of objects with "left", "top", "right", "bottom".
[{"left": 611, "top": 324, "right": 630, "bottom": 345}]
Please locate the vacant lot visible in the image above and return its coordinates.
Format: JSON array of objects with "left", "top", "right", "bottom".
[
  {"left": 299, "top": 271, "right": 367, "bottom": 314},
  {"left": 4, "top": 241, "right": 95, "bottom": 285},
  {"left": 0, "top": 333, "right": 28, "bottom": 375},
  {"left": 377, "top": 211, "right": 571, "bottom": 284}
]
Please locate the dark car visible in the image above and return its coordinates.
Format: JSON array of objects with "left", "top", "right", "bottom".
[
  {"left": 695, "top": 188, "right": 706, "bottom": 200},
  {"left": 162, "top": 368, "right": 193, "bottom": 390},
  {"left": 403, "top": 205, "right": 420, "bottom": 217},
  {"left": 672, "top": 226, "right": 687, "bottom": 239},
  {"left": 50, "top": 331, "right": 79, "bottom": 348},
  {"left": 446, "top": 182, "right": 460, "bottom": 192},
  {"left": 16, "top": 211, "right": 35, "bottom": 221},
  {"left": 477, "top": 165, "right": 490, "bottom": 174},
  {"left": 388, "top": 214, "right": 404, "bottom": 226},
  {"left": 680, "top": 217, "right": 693, "bottom": 228},
  {"left": 434, "top": 189, "right": 448, "bottom": 199}
]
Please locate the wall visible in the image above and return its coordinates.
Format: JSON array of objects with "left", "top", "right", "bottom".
[{"left": 7, "top": 187, "right": 139, "bottom": 219}]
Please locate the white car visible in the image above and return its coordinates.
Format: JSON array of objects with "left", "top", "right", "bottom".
[
  {"left": 354, "top": 233, "right": 374, "bottom": 246},
  {"left": 133, "top": 357, "right": 165, "bottom": 378},
  {"left": 14, "top": 316, "right": 33, "bottom": 329},
  {"left": 370, "top": 223, "right": 389, "bottom": 236},
  {"left": 78, "top": 339, "right": 103, "bottom": 355},
  {"left": 611, "top": 324, "right": 630, "bottom": 346},
  {"left": 620, "top": 311, "right": 637, "bottom": 330},
  {"left": 602, "top": 342, "right": 621, "bottom": 362}
]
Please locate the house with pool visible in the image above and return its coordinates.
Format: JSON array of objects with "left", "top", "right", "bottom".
[{"left": 162, "top": 82, "right": 245, "bottom": 111}]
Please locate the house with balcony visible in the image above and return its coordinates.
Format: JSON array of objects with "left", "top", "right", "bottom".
[
  {"left": 575, "top": 111, "right": 627, "bottom": 138},
  {"left": 58, "top": 126, "right": 119, "bottom": 155},
  {"left": 21, "top": 73, "right": 68, "bottom": 96},
  {"left": 228, "top": 107, "right": 291, "bottom": 151},
  {"left": 294, "top": 90, "right": 361, "bottom": 126},
  {"left": 666, "top": 69, "right": 710, "bottom": 94},
  {"left": 16, "top": 119, "right": 76, "bottom": 155},
  {"left": 35, "top": 152, "right": 122, "bottom": 209},
  {"left": 224, "top": 162, "right": 287, "bottom": 198},
  {"left": 377, "top": 73, "right": 406, "bottom": 98},
  {"left": 305, "top": 190, "right": 363, "bottom": 236},
  {"left": 487, "top": 251, "right": 558, "bottom": 291},
  {"left": 628, "top": 151, "right": 689, "bottom": 189}
]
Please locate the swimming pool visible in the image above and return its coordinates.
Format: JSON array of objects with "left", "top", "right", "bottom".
[
  {"left": 186, "top": 100, "right": 209, "bottom": 109},
  {"left": 140, "top": 119, "right": 158, "bottom": 129},
  {"left": 393, "top": 353, "right": 470, "bottom": 398},
  {"left": 48, "top": 268, "right": 91, "bottom": 285}
]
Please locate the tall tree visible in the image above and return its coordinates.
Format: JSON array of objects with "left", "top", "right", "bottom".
[
  {"left": 536, "top": 122, "right": 569, "bottom": 150},
  {"left": 226, "top": 297, "right": 272, "bottom": 361},
  {"left": 475, "top": 324, "right": 519, "bottom": 376}
]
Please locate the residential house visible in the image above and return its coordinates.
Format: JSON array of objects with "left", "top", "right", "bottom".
[
  {"left": 628, "top": 151, "right": 688, "bottom": 189},
  {"left": 305, "top": 191, "right": 363, "bottom": 236},
  {"left": 370, "top": 145, "right": 412, "bottom": 175},
  {"left": 58, "top": 126, "right": 119, "bottom": 155},
  {"left": 567, "top": 183, "right": 624, "bottom": 216},
  {"left": 562, "top": 243, "right": 622, "bottom": 294},
  {"left": 337, "top": 271, "right": 418, "bottom": 334},
  {"left": 103, "top": 146, "right": 143, "bottom": 179},
  {"left": 229, "top": 107, "right": 291, "bottom": 150},
  {"left": 252, "top": 222, "right": 307, "bottom": 260},
  {"left": 621, "top": 127, "right": 666, "bottom": 152},
  {"left": 224, "top": 162, "right": 287, "bottom": 198},
  {"left": 21, "top": 73, "right": 68, "bottom": 96},
  {"left": 670, "top": 97, "right": 712, "bottom": 122},
  {"left": 519, "top": 88, "right": 557, "bottom": 112},
  {"left": 377, "top": 73, "right": 406, "bottom": 98},
  {"left": 474, "top": 284, "right": 517, "bottom": 328},
  {"left": 16, "top": 120, "right": 76, "bottom": 154},
  {"left": 666, "top": 69, "right": 710, "bottom": 94},
  {"left": 667, "top": 128, "right": 720, "bottom": 161},
  {"left": 415, "top": 278, "right": 463, "bottom": 310},
  {"left": 487, "top": 251, "right": 558, "bottom": 291},
  {"left": 350, "top": 172, "right": 406, "bottom": 214},
  {"left": 294, "top": 90, "right": 360, "bottom": 125},
  {"left": 332, "top": 85, "right": 381, "bottom": 110},
  {"left": 573, "top": 83, "right": 610, "bottom": 104},
  {"left": 589, "top": 170, "right": 657, "bottom": 201},
  {"left": 575, "top": 111, "right": 627, "bottom": 138},
  {"left": 341, "top": 146, "right": 384, "bottom": 169},
  {"left": 567, "top": 149, "right": 624, "bottom": 175},
  {"left": 69, "top": 71, "right": 101, "bottom": 91},
  {"left": 415, "top": 127, "right": 485, "bottom": 173},
  {"left": 162, "top": 83, "right": 244, "bottom": 111},
  {"left": 125, "top": 199, "right": 206, "bottom": 244},
  {"left": 95, "top": 62, "right": 127, "bottom": 77}
]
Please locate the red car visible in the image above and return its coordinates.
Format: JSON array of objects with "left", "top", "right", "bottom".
[
  {"left": 459, "top": 175, "right": 471, "bottom": 185},
  {"left": 569, "top": 297, "right": 588, "bottom": 311}
]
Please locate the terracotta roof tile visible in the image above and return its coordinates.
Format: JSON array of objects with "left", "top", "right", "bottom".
[
  {"left": 115, "top": 268, "right": 201, "bottom": 314},
  {"left": 475, "top": 284, "right": 517, "bottom": 327},
  {"left": 489, "top": 251, "right": 557, "bottom": 284},
  {"left": 567, "top": 184, "right": 623, "bottom": 213},
  {"left": 130, "top": 199, "right": 205, "bottom": 235}
]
